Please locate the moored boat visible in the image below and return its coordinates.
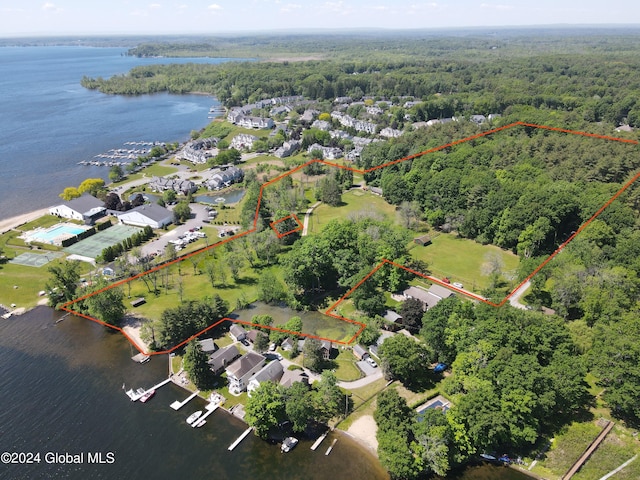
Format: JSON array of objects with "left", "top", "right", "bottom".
[
  {"left": 139, "top": 389, "right": 155, "bottom": 403},
  {"left": 186, "top": 410, "right": 203, "bottom": 425},
  {"left": 281, "top": 437, "right": 298, "bottom": 453}
]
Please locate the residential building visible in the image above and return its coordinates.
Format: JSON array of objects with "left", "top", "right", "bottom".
[
  {"left": 230, "top": 134, "right": 258, "bottom": 151},
  {"left": 246, "top": 360, "right": 284, "bottom": 397},
  {"left": 307, "top": 143, "right": 343, "bottom": 160},
  {"left": 379, "top": 127, "right": 403, "bottom": 138},
  {"left": 383, "top": 310, "right": 403, "bottom": 325},
  {"left": 206, "top": 166, "right": 244, "bottom": 190},
  {"left": 178, "top": 137, "right": 218, "bottom": 164},
  {"left": 116, "top": 203, "right": 172, "bottom": 229},
  {"left": 403, "top": 284, "right": 454, "bottom": 310},
  {"left": 353, "top": 344, "right": 369, "bottom": 361},
  {"left": 208, "top": 344, "right": 240, "bottom": 374},
  {"left": 274, "top": 140, "right": 301, "bottom": 158},
  {"left": 311, "top": 119, "right": 331, "bottom": 131},
  {"left": 226, "top": 351, "right": 266, "bottom": 394},
  {"left": 320, "top": 340, "right": 333, "bottom": 360},
  {"left": 198, "top": 338, "right": 218, "bottom": 355},
  {"left": 149, "top": 177, "right": 196, "bottom": 195},
  {"left": 49, "top": 194, "right": 106, "bottom": 224},
  {"left": 237, "top": 116, "right": 274, "bottom": 130},
  {"left": 229, "top": 324, "right": 247, "bottom": 342},
  {"left": 279, "top": 369, "right": 309, "bottom": 388}
]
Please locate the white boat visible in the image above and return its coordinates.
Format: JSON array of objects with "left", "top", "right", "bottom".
[
  {"left": 281, "top": 437, "right": 298, "bottom": 453},
  {"left": 186, "top": 410, "right": 203, "bottom": 425}
]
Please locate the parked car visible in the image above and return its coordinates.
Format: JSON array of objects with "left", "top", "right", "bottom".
[
  {"left": 452, "top": 282, "right": 464, "bottom": 289},
  {"left": 441, "top": 277, "right": 451, "bottom": 284},
  {"left": 434, "top": 363, "right": 447, "bottom": 373},
  {"left": 366, "top": 357, "right": 378, "bottom": 368}
]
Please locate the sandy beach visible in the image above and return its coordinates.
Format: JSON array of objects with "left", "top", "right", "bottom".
[
  {"left": 346, "top": 415, "right": 379, "bottom": 453},
  {"left": 0, "top": 207, "right": 50, "bottom": 234},
  {"left": 121, "top": 315, "right": 151, "bottom": 354}
]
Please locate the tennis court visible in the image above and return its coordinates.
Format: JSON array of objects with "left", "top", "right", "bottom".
[
  {"left": 64, "top": 224, "right": 142, "bottom": 258},
  {"left": 10, "top": 251, "right": 65, "bottom": 267}
]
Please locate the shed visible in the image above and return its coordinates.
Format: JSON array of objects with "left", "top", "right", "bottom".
[
  {"left": 353, "top": 344, "right": 369, "bottom": 361},
  {"left": 414, "top": 234, "right": 431, "bottom": 246},
  {"left": 130, "top": 297, "right": 146, "bottom": 307}
]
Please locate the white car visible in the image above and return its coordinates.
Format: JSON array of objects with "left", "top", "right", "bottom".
[
  {"left": 452, "top": 282, "right": 464, "bottom": 289},
  {"left": 366, "top": 357, "right": 378, "bottom": 368}
]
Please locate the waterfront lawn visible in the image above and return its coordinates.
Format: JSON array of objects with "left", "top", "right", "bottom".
[
  {"left": 16, "top": 214, "right": 61, "bottom": 232},
  {"left": 407, "top": 232, "right": 520, "bottom": 292},
  {"left": 306, "top": 190, "right": 397, "bottom": 235}
]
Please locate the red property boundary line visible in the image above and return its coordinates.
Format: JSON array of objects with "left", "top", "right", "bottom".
[
  {"left": 270, "top": 213, "right": 304, "bottom": 238},
  {"left": 60, "top": 122, "right": 639, "bottom": 355}
]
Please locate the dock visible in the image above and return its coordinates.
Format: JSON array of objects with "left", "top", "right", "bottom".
[
  {"left": 125, "top": 378, "right": 172, "bottom": 401},
  {"left": 170, "top": 391, "right": 200, "bottom": 411},
  {"left": 325, "top": 438, "right": 338, "bottom": 456},
  {"left": 562, "top": 420, "right": 614, "bottom": 480},
  {"left": 310, "top": 431, "right": 329, "bottom": 451},
  {"left": 131, "top": 353, "right": 150, "bottom": 364},
  {"left": 228, "top": 427, "right": 253, "bottom": 451},
  {"left": 192, "top": 402, "right": 219, "bottom": 427}
]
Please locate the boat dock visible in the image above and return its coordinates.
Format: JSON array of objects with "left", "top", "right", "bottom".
[
  {"left": 310, "top": 431, "right": 329, "bottom": 451},
  {"left": 325, "top": 438, "right": 338, "bottom": 456},
  {"left": 228, "top": 427, "right": 253, "bottom": 451},
  {"left": 125, "top": 378, "right": 172, "bottom": 401},
  {"left": 193, "top": 402, "right": 219, "bottom": 427},
  {"left": 170, "top": 391, "right": 200, "bottom": 411}
]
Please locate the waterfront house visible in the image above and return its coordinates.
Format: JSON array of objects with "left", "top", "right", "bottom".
[
  {"left": 229, "top": 324, "right": 247, "bottom": 342},
  {"left": 49, "top": 194, "right": 106, "bottom": 224},
  {"left": 198, "top": 338, "right": 218, "bottom": 355},
  {"left": 208, "top": 345, "right": 240, "bottom": 375},
  {"left": 246, "top": 360, "right": 284, "bottom": 397},
  {"left": 320, "top": 340, "right": 333, "bottom": 360},
  {"left": 226, "top": 351, "right": 266, "bottom": 394},
  {"left": 116, "top": 203, "right": 172, "bottom": 229}
]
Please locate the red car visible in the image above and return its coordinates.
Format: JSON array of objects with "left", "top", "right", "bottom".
[{"left": 442, "top": 277, "right": 451, "bottom": 284}]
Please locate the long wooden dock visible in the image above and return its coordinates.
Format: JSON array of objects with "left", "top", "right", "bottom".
[
  {"left": 170, "top": 391, "right": 200, "bottom": 410},
  {"left": 562, "top": 420, "right": 614, "bottom": 480},
  {"left": 310, "top": 432, "right": 328, "bottom": 451},
  {"left": 228, "top": 427, "right": 253, "bottom": 451}
]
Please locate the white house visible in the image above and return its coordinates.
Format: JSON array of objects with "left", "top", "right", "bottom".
[
  {"left": 116, "top": 204, "right": 172, "bottom": 229},
  {"left": 49, "top": 194, "right": 106, "bottom": 223},
  {"left": 226, "top": 351, "right": 266, "bottom": 394},
  {"left": 230, "top": 134, "right": 258, "bottom": 151},
  {"left": 247, "top": 360, "right": 284, "bottom": 397}
]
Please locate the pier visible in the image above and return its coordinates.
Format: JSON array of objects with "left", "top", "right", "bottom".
[
  {"left": 228, "top": 427, "right": 253, "bottom": 451},
  {"left": 310, "top": 431, "right": 329, "bottom": 451},
  {"left": 325, "top": 438, "right": 338, "bottom": 456},
  {"left": 170, "top": 391, "right": 200, "bottom": 411},
  {"left": 125, "top": 378, "right": 172, "bottom": 401},
  {"left": 192, "top": 402, "right": 219, "bottom": 427}
]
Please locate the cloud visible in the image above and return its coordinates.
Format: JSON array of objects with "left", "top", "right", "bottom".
[
  {"left": 208, "top": 3, "right": 223, "bottom": 11},
  {"left": 280, "top": 3, "right": 302, "bottom": 13},
  {"left": 480, "top": 3, "right": 514, "bottom": 11},
  {"left": 322, "top": 1, "right": 354, "bottom": 15},
  {"left": 41, "top": 2, "right": 61, "bottom": 12},
  {"left": 371, "top": 5, "right": 389, "bottom": 11},
  {"left": 149, "top": 3, "right": 162, "bottom": 9}
]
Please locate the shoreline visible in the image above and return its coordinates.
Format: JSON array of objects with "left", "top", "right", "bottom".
[{"left": 0, "top": 207, "right": 51, "bottom": 235}]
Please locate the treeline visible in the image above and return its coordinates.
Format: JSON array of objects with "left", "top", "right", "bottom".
[{"left": 82, "top": 36, "right": 640, "bottom": 126}]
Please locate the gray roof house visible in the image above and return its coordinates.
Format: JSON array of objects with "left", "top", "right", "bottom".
[
  {"left": 229, "top": 324, "right": 247, "bottom": 342},
  {"left": 383, "top": 310, "right": 403, "bottom": 324},
  {"left": 279, "top": 369, "right": 309, "bottom": 388},
  {"left": 198, "top": 338, "right": 218, "bottom": 354},
  {"left": 226, "top": 351, "right": 266, "bottom": 394},
  {"left": 403, "top": 284, "right": 454, "bottom": 310},
  {"left": 49, "top": 194, "right": 106, "bottom": 224},
  {"left": 320, "top": 340, "right": 333, "bottom": 360},
  {"left": 247, "top": 360, "right": 284, "bottom": 397},
  {"left": 116, "top": 203, "right": 172, "bottom": 229},
  {"left": 208, "top": 344, "right": 240, "bottom": 374},
  {"left": 206, "top": 166, "right": 244, "bottom": 190},
  {"left": 353, "top": 344, "right": 369, "bottom": 360}
]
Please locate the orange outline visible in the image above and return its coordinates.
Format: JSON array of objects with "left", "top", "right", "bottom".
[
  {"left": 269, "top": 213, "right": 303, "bottom": 238},
  {"left": 60, "top": 122, "right": 639, "bottom": 354}
]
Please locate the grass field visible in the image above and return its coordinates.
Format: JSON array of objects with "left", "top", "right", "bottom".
[
  {"left": 306, "top": 190, "right": 397, "bottom": 235},
  {"left": 408, "top": 233, "right": 520, "bottom": 291},
  {"left": 333, "top": 349, "right": 363, "bottom": 382}
]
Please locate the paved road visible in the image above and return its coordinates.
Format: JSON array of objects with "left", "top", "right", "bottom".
[{"left": 509, "top": 280, "right": 531, "bottom": 310}]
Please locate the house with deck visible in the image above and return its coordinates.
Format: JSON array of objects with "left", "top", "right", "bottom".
[
  {"left": 246, "top": 360, "right": 284, "bottom": 397},
  {"left": 208, "top": 345, "right": 240, "bottom": 375},
  {"left": 226, "top": 351, "right": 266, "bottom": 394}
]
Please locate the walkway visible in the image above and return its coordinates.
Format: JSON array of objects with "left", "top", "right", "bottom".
[
  {"left": 562, "top": 420, "right": 614, "bottom": 480},
  {"left": 337, "top": 370, "right": 384, "bottom": 389},
  {"left": 301, "top": 201, "right": 321, "bottom": 236},
  {"left": 509, "top": 280, "right": 531, "bottom": 310}
]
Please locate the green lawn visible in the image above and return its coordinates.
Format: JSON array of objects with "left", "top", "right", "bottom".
[
  {"left": 333, "top": 350, "right": 363, "bottom": 382},
  {"left": 306, "top": 190, "right": 397, "bottom": 235},
  {"left": 408, "top": 233, "right": 520, "bottom": 291},
  {"left": 16, "top": 214, "right": 62, "bottom": 232}
]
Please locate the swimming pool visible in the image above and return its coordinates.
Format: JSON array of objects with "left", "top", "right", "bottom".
[{"left": 29, "top": 224, "right": 87, "bottom": 243}]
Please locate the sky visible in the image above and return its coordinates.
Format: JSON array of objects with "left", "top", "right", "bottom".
[{"left": 1, "top": 0, "right": 639, "bottom": 37}]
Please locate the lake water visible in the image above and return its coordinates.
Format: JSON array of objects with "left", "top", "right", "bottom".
[{"left": 0, "top": 46, "right": 234, "bottom": 220}]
